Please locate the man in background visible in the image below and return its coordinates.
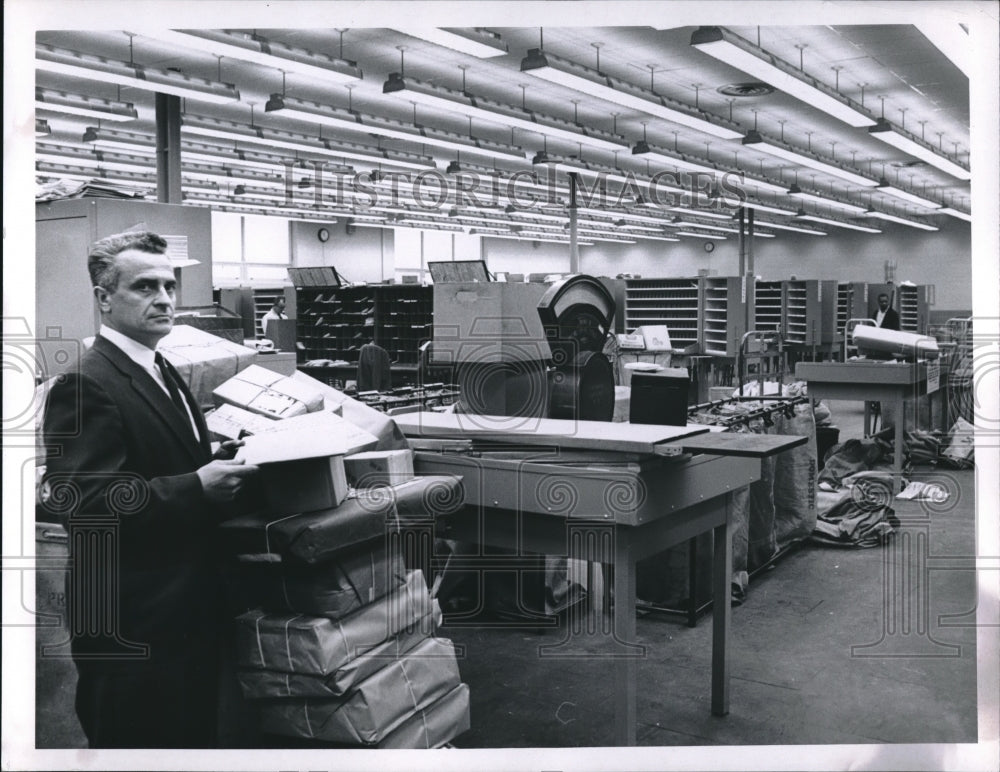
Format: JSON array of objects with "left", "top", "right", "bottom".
[
  {"left": 41, "top": 230, "right": 259, "bottom": 748},
  {"left": 875, "top": 292, "right": 901, "bottom": 330},
  {"left": 261, "top": 296, "right": 287, "bottom": 338}
]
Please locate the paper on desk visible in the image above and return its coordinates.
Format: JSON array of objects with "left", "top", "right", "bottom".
[{"left": 235, "top": 411, "right": 379, "bottom": 465}]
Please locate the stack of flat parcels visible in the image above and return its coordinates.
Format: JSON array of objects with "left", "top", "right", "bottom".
[
  {"left": 157, "top": 325, "right": 258, "bottom": 408},
  {"left": 213, "top": 364, "right": 325, "bottom": 418},
  {"left": 235, "top": 569, "right": 439, "bottom": 698},
  {"left": 257, "top": 635, "right": 466, "bottom": 746},
  {"left": 343, "top": 449, "right": 415, "bottom": 488}
]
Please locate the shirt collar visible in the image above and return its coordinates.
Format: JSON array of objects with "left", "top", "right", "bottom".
[{"left": 99, "top": 325, "right": 158, "bottom": 372}]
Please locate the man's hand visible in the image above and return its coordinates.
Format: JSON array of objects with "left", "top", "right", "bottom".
[
  {"left": 196, "top": 458, "right": 259, "bottom": 503},
  {"left": 212, "top": 439, "right": 245, "bottom": 460}
]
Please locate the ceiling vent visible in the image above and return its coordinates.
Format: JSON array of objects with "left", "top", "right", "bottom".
[{"left": 716, "top": 82, "right": 775, "bottom": 97}]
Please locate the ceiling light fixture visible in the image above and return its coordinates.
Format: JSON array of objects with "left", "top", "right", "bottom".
[
  {"left": 934, "top": 206, "right": 971, "bottom": 223},
  {"left": 676, "top": 231, "right": 727, "bottom": 240},
  {"left": 863, "top": 209, "right": 940, "bottom": 231},
  {"left": 182, "top": 115, "right": 435, "bottom": 171},
  {"left": 82, "top": 126, "right": 154, "bottom": 154},
  {"left": 35, "top": 86, "right": 138, "bottom": 122},
  {"left": 742, "top": 130, "right": 877, "bottom": 187},
  {"left": 754, "top": 219, "right": 827, "bottom": 236},
  {"left": 265, "top": 93, "right": 527, "bottom": 163},
  {"left": 868, "top": 118, "right": 970, "bottom": 181},
  {"left": 668, "top": 204, "right": 733, "bottom": 220},
  {"left": 875, "top": 179, "right": 941, "bottom": 210},
  {"left": 388, "top": 28, "right": 508, "bottom": 58},
  {"left": 795, "top": 211, "right": 882, "bottom": 233},
  {"left": 382, "top": 73, "right": 628, "bottom": 153},
  {"left": 690, "top": 27, "right": 877, "bottom": 128},
  {"left": 631, "top": 140, "right": 722, "bottom": 178},
  {"left": 35, "top": 43, "right": 240, "bottom": 104},
  {"left": 143, "top": 29, "right": 362, "bottom": 83},
  {"left": 740, "top": 200, "right": 797, "bottom": 216},
  {"left": 786, "top": 184, "right": 868, "bottom": 215},
  {"left": 521, "top": 48, "right": 744, "bottom": 140},
  {"left": 915, "top": 23, "right": 971, "bottom": 78}
]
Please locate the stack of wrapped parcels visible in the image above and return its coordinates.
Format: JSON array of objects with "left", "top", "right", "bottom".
[{"left": 211, "top": 368, "right": 470, "bottom": 748}]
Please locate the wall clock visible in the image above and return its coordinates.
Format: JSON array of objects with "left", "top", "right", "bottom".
[
  {"left": 317, "top": 227, "right": 331, "bottom": 243},
  {"left": 703, "top": 241, "right": 715, "bottom": 253}
]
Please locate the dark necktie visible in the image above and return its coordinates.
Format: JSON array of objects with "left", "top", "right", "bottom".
[{"left": 155, "top": 352, "right": 189, "bottom": 418}]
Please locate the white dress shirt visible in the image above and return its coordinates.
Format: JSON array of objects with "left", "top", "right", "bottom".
[{"left": 99, "top": 325, "right": 201, "bottom": 441}]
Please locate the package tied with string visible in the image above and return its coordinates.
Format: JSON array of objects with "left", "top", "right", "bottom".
[
  {"left": 218, "top": 475, "right": 465, "bottom": 566},
  {"left": 235, "top": 569, "right": 441, "bottom": 698},
  {"left": 257, "top": 636, "right": 463, "bottom": 745},
  {"left": 213, "top": 363, "right": 325, "bottom": 418},
  {"left": 157, "top": 324, "right": 258, "bottom": 409}
]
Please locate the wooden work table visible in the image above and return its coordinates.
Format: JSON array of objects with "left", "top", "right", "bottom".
[{"left": 394, "top": 412, "right": 806, "bottom": 745}]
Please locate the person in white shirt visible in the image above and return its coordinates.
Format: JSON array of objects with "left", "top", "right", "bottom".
[{"left": 261, "top": 296, "right": 287, "bottom": 337}]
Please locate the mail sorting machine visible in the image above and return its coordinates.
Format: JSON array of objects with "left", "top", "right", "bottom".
[{"left": 397, "top": 275, "right": 805, "bottom": 745}]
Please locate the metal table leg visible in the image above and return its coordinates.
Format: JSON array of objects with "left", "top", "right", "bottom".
[
  {"left": 614, "top": 527, "right": 637, "bottom": 746},
  {"left": 711, "top": 496, "right": 732, "bottom": 717}
]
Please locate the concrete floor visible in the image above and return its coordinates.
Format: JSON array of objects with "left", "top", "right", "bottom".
[{"left": 34, "top": 402, "right": 981, "bottom": 751}]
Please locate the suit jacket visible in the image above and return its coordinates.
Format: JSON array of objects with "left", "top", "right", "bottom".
[
  {"left": 878, "top": 307, "right": 901, "bottom": 331},
  {"left": 357, "top": 342, "right": 392, "bottom": 392},
  {"left": 42, "top": 335, "right": 222, "bottom": 666}
]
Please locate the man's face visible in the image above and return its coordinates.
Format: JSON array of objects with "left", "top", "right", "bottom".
[
  {"left": 877, "top": 295, "right": 890, "bottom": 312},
  {"left": 95, "top": 249, "right": 176, "bottom": 349},
  {"left": 277, "top": 298, "right": 286, "bottom": 313}
]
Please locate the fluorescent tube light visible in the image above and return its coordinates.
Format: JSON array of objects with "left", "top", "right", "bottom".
[
  {"left": 755, "top": 219, "right": 826, "bottom": 236},
  {"left": 690, "top": 27, "right": 877, "bottom": 128},
  {"left": 935, "top": 206, "right": 971, "bottom": 223},
  {"left": 916, "top": 23, "right": 971, "bottom": 78},
  {"left": 863, "top": 209, "right": 940, "bottom": 231},
  {"left": 752, "top": 231, "right": 777, "bottom": 238},
  {"left": 389, "top": 28, "right": 507, "bottom": 58},
  {"left": 868, "top": 118, "right": 970, "bottom": 181},
  {"left": 382, "top": 73, "right": 628, "bottom": 153},
  {"left": 875, "top": 179, "right": 941, "bottom": 210},
  {"left": 266, "top": 93, "right": 527, "bottom": 163},
  {"left": 631, "top": 141, "right": 721, "bottom": 177},
  {"left": 670, "top": 220, "right": 739, "bottom": 233},
  {"left": 743, "top": 131, "right": 877, "bottom": 187},
  {"left": 786, "top": 184, "right": 868, "bottom": 215},
  {"left": 35, "top": 87, "right": 138, "bottom": 122},
  {"left": 742, "top": 200, "right": 797, "bottom": 216},
  {"left": 143, "top": 29, "right": 362, "bottom": 83},
  {"left": 182, "top": 115, "right": 435, "bottom": 172},
  {"left": 83, "top": 126, "right": 154, "bottom": 154},
  {"left": 521, "top": 48, "right": 744, "bottom": 140},
  {"left": 36, "top": 44, "right": 239, "bottom": 104},
  {"left": 676, "top": 231, "right": 727, "bottom": 240},
  {"left": 668, "top": 205, "right": 733, "bottom": 220},
  {"left": 795, "top": 211, "right": 882, "bottom": 233}
]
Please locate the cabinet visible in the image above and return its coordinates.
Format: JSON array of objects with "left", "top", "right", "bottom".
[
  {"left": 623, "top": 278, "right": 703, "bottom": 349},
  {"left": 784, "top": 280, "right": 839, "bottom": 346},
  {"left": 702, "top": 276, "right": 752, "bottom": 356},
  {"left": 753, "top": 280, "right": 785, "bottom": 335},
  {"left": 36, "top": 199, "right": 213, "bottom": 376},
  {"left": 296, "top": 284, "right": 432, "bottom": 365},
  {"left": 897, "top": 284, "right": 933, "bottom": 334}
]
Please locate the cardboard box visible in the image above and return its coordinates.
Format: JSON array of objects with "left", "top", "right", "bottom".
[
  {"left": 235, "top": 570, "right": 434, "bottom": 675},
  {"left": 344, "top": 450, "right": 415, "bottom": 488},
  {"left": 375, "top": 683, "right": 470, "bottom": 749},
  {"left": 236, "top": 609, "right": 439, "bottom": 698},
  {"left": 235, "top": 412, "right": 381, "bottom": 512},
  {"left": 635, "top": 325, "right": 673, "bottom": 352},
  {"left": 257, "top": 637, "right": 462, "bottom": 745},
  {"left": 213, "top": 364, "right": 325, "bottom": 418},
  {"left": 218, "top": 475, "right": 464, "bottom": 565},
  {"left": 205, "top": 403, "right": 279, "bottom": 441},
  {"left": 158, "top": 325, "right": 257, "bottom": 408}
]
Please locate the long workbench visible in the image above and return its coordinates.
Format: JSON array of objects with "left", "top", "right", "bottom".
[
  {"left": 394, "top": 412, "right": 805, "bottom": 745},
  {"left": 795, "top": 361, "right": 937, "bottom": 492}
]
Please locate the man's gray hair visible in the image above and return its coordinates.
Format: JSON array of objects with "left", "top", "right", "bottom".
[{"left": 88, "top": 231, "right": 168, "bottom": 291}]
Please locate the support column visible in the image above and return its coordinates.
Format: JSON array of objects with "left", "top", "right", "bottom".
[
  {"left": 155, "top": 93, "right": 182, "bottom": 203},
  {"left": 568, "top": 172, "right": 580, "bottom": 273}
]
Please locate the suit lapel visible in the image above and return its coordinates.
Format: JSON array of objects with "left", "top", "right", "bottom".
[
  {"left": 158, "top": 354, "right": 213, "bottom": 456},
  {"left": 92, "top": 337, "right": 208, "bottom": 464}
]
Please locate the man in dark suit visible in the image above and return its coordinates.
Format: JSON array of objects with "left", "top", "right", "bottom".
[
  {"left": 875, "top": 292, "right": 901, "bottom": 330},
  {"left": 41, "top": 231, "right": 259, "bottom": 748}
]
